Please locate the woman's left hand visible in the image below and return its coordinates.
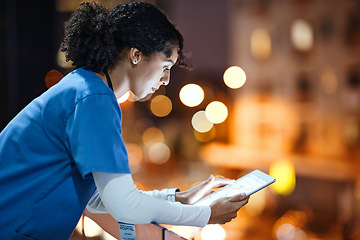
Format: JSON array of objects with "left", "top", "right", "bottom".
[{"left": 175, "top": 175, "right": 235, "bottom": 205}]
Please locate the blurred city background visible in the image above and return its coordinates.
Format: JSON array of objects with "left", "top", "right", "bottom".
[{"left": 1, "top": 0, "right": 360, "bottom": 239}]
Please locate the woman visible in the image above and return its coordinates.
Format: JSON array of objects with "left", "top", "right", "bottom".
[{"left": 0, "top": 2, "right": 249, "bottom": 239}]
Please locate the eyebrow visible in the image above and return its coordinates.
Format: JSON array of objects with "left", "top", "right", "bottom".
[{"left": 165, "top": 60, "right": 175, "bottom": 65}]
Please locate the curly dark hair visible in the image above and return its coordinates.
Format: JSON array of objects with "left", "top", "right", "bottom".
[{"left": 61, "top": 1, "right": 186, "bottom": 73}]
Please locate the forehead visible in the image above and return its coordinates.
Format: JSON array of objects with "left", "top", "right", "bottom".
[
  {"left": 152, "top": 48, "right": 179, "bottom": 63},
  {"left": 167, "top": 48, "right": 179, "bottom": 63}
]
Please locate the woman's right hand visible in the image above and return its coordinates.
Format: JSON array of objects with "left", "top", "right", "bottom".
[{"left": 208, "top": 193, "right": 249, "bottom": 224}]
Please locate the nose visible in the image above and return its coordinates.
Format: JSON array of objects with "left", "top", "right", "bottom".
[{"left": 161, "top": 72, "right": 170, "bottom": 86}]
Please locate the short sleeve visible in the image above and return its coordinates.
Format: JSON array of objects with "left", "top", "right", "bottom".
[{"left": 66, "top": 93, "right": 131, "bottom": 178}]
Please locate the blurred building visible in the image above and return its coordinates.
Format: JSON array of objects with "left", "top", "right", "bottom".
[{"left": 1, "top": 0, "right": 360, "bottom": 239}]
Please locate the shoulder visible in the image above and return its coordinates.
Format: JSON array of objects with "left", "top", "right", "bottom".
[
  {"left": 36, "top": 67, "right": 119, "bottom": 122},
  {"left": 63, "top": 68, "right": 108, "bottom": 93},
  {"left": 52, "top": 68, "right": 115, "bottom": 103}
]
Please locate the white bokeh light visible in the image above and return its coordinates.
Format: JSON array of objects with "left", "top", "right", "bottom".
[
  {"left": 192, "top": 110, "right": 214, "bottom": 133},
  {"left": 179, "top": 84, "right": 205, "bottom": 107},
  {"left": 201, "top": 224, "right": 226, "bottom": 240},
  {"left": 148, "top": 143, "right": 170, "bottom": 164}
]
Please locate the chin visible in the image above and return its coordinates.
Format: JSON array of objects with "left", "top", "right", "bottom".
[{"left": 133, "top": 92, "right": 153, "bottom": 102}]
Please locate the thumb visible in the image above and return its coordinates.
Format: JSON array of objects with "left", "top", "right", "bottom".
[{"left": 229, "top": 192, "right": 247, "bottom": 202}]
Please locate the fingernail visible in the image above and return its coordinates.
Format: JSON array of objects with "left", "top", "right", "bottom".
[
  {"left": 207, "top": 174, "right": 214, "bottom": 182},
  {"left": 240, "top": 193, "right": 246, "bottom": 198}
]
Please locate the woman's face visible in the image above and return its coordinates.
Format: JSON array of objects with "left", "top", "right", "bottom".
[{"left": 130, "top": 48, "right": 179, "bottom": 99}]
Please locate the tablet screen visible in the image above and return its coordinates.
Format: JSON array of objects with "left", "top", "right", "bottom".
[{"left": 195, "top": 170, "right": 275, "bottom": 206}]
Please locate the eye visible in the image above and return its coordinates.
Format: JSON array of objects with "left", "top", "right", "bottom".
[{"left": 163, "top": 66, "right": 170, "bottom": 72}]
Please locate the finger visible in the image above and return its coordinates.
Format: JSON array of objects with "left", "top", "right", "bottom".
[
  {"left": 207, "top": 174, "right": 215, "bottom": 183},
  {"left": 202, "top": 175, "right": 215, "bottom": 189},
  {"left": 193, "top": 175, "right": 215, "bottom": 196},
  {"left": 228, "top": 193, "right": 248, "bottom": 202},
  {"left": 211, "top": 177, "right": 235, "bottom": 188},
  {"left": 191, "top": 175, "right": 214, "bottom": 192}
]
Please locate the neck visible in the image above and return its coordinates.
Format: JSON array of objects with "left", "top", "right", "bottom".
[{"left": 95, "top": 62, "right": 131, "bottom": 99}]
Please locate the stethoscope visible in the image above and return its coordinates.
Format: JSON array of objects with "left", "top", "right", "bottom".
[{"left": 104, "top": 70, "right": 114, "bottom": 92}]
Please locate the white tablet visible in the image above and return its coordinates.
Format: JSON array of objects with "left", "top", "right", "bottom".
[{"left": 195, "top": 170, "right": 275, "bottom": 206}]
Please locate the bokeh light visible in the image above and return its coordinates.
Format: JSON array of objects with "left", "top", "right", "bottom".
[
  {"left": 275, "top": 223, "right": 307, "bottom": 240},
  {"left": 82, "top": 216, "right": 103, "bottom": 237},
  {"left": 57, "top": 47, "right": 73, "bottom": 68},
  {"left": 118, "top": 91, "right": 131, "bottom": 104},
  {"left": 45, "top": 69, "right": 63, "bottom": 89},
  {"left": 205, "top": 101, "right": 228, "bottom": 124},
  {"left": 291, "top": 19, "right": 314, "bottom": 52},
  {"left": 223, "top": 66, "right": 247, "bottom": 89},
  {"left": 168, "top": 226, "right": 201, "bottom": 239},
  {"left": 126, "top": 143, "right": 142, "bottom": 173},
  {"left": 179, "top": 84, "right": 205, "bottom": 107},
  {"left": 201, "top": 224, "right": 226, "bottom": 240},
  {"left": 148, "top": 143, "right": 170, "bottom": 164},
  {"left": 194, "top": 128, "right": 216, "bottom": 143},
  {"left": 192, "top": 110, "right": 214, "bottom": 133},
  {"left": 269, "top": 158, "right": 296, "bottom": 196},
  {"left": 102, "top": 231, "right": 117, "bottom": 240},
  {"left": 74, "top": 216, "right": 83, "bottom": 235},
  {"left": 273, "top": 211, "right": 308, "bottom": 240},
  {"left": 150, "top": 95, "right": 172, "bottom": 117},
  {"left": 251, "top": 28, "right": 272, "bottom": 61},
  {"left": 142, "top": 127, "right": 165, "bottom": 148}
]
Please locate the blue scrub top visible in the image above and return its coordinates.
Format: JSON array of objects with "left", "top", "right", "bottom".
[{"left": 0, "top": 68, "right": 131, "bottom": 240}]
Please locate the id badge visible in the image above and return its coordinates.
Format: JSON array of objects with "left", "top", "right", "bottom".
[{"left": 119, "top": 222, "right": 137, "bottom": 240}]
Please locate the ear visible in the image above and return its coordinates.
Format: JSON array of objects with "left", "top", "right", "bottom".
[{"left": 130, "top": 48, "right": 142, "bottom": 65}]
